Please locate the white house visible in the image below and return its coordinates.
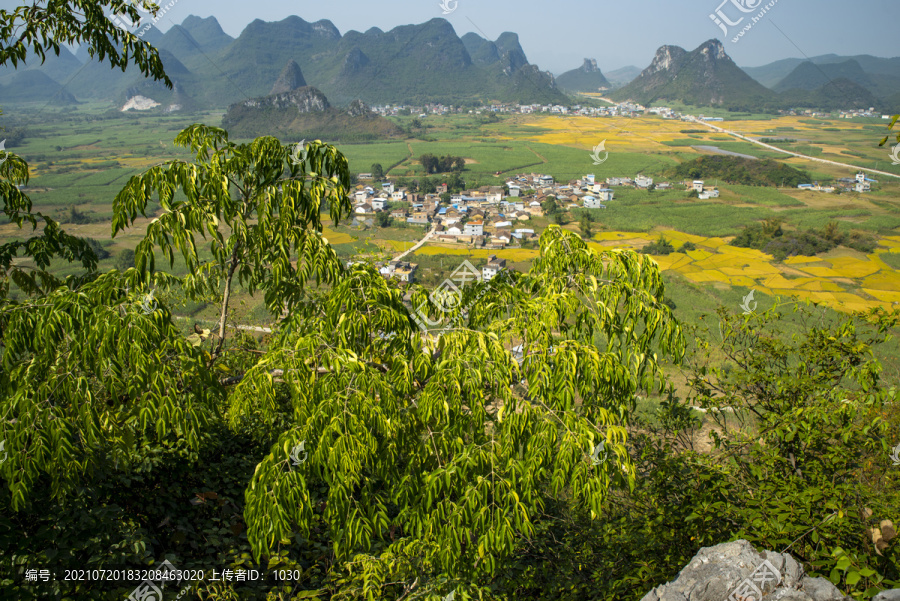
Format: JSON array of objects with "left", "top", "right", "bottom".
[
  {"left": 635, "top": 175, "right": 653, "bottom": 189},
  {"left": 583, "top": 195, "right": 602, "bottom": 209},
  {"left": 512, "top": 228, "right": 535, "bottom": 239},
  {"left": 382, "top": 182, "right": 395, "bottom": 194},
  {"left": 391, "top": 190, "right": 406, "bottom": 201},
  {"left": 508, "top": 184, "right": 521, "bottom": 197},
  {"left": 354, "top": 190, "right": 369, "bottom": 203},
  {"left": 464, "top": 222, "right": 484, "bottom": 236},
  {"left": 483, "top": 255, "right": 507, "bottom": 282},
  {"left": 597, "top": 189, "right": 614, "bottom": 202},
  {"left": 371, "top": 198, "right": 387, "bottom": 211},
  {"left": 692, "top": 180, "right": 705, "bottom": 192},
  {"left": 446, "top": 226, "right": 462, "bottom": 236},
  {"left": 855, "top": 172, "right": 867, "bottom": 183},
  {"left": 584, "top": 174, "right": 595, "bottom": 186}
]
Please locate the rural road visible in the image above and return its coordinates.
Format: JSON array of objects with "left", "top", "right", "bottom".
[
  {"left": 691, "top": 117, "right": 900, "bottom": 180},
  {"left": 393, "top": 225, "right": 437, "bottom": 261}
]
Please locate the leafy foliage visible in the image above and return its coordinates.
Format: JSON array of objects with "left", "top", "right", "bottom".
[
  {"left": 418, "top": 153, "right": 466, "bottom": 174},
  {"left": 111, "top": 124, "right": 352, "bottom": 356},
  {"left": 667, "top": 155, "right": 811, "bottom": 188},
  {"left": 642, "top": 235, "right": 675, "bottom": 256},
  {"left": 732, "top": 219, "right": 876, "bottom": 260}
]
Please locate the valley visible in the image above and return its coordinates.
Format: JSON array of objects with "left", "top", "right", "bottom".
[{"left": 2, "top": 5, "right": 900, "bottom": 600}]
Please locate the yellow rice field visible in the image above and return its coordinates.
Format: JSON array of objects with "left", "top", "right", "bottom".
[{"left": 589, "top": 229, "right": 899, "bottom": 313}]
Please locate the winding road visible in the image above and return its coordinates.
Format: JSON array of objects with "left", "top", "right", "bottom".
[{"left": 690, "top": 117, "right": 900, "bottom": 180}]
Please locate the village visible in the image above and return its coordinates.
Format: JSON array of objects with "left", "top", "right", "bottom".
[
  {"left": 350, "top": 164, "right": 880, "bottom": 285},
  {"left": 348, "top": 171, "right": 728, "bottom": 284}
]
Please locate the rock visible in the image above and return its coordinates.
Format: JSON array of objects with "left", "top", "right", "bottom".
[
  {"left": 237, "top": 86, "right": 330, "bottom": 113},
  {"left": 347, "top": 99, "right": 373, "bottom": 118},
  {"left": 121, "top": 95, "right": 160, "bottom": 111},
  {"left": 874, "top": 591, "right": 900, "bottom": 601},
  {"left": 639, "top": 540, "right": 851, "bottom": 601}
]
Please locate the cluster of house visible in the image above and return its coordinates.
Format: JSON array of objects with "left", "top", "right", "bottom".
[
  {"left": 358, "top": 173, "right": 731, "bottom": 286},
  {"left": 368, "top": 100, "right": 660, "bottom": 119},
  {"left": 797, "top": 172, "right": 876, "bottom": 194},
  {"left": 780, "top": 107, "right": 889, "bottom": 120},
  {"left": 351, "top": 171, "right": 721, "bottom": 250}
]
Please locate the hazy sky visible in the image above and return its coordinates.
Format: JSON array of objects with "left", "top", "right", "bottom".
[{"left": 3, "top": 0, "right": 898, "bottom": 73}]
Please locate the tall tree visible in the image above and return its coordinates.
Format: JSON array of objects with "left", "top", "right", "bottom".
[{"left": 112, "top": 126, "right": 352, "bottom": 359}]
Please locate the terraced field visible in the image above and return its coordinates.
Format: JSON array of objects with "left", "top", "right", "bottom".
[{"left": 584, "top": 230, "right": 900, "bottom": 313}]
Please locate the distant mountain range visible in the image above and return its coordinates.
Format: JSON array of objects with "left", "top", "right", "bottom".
[
  {"left": 0, "top": 15, "right": 567, "bottom": 109},
  {"left": 607, "top": 39, "right": 894, "bottom": 112},
  {"left": 1, "top": 13, "right": 896, "bottom": 114}
]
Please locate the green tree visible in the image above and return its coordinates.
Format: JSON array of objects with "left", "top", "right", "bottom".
[
  {"left": 642, "top": 235, "right": 675, "bottom": 256},
  {"left": 371, "top": 163, "right": 384, "bottom": 181},
  {"left": 231, "top": 225, "right": 684, "bottom": 597},
  {"left": 375, "top": 210, "right": 393, "bottom": 228},
  {"left": 682, "top": 304, "right": 900, "bottom": 598},
  {"left": 0, "top": 0, "right": 172, "bottom": 297},
  {"left": 112, "top": 125, "right": 352, "bottom": 358},
  {"left": 579, "top": 212, "right": 593, "bottom": 238},
  {"left": 115, "top": 248, "right": 135, "bottom": 271}
]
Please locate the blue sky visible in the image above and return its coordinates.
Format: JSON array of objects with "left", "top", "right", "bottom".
[{"left": 4, "top": 0, "right": 898, "bottom": 73}]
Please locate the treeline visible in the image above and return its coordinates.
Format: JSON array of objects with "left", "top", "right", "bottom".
[
  {"left": 732, "top": 218, "right": 876, "bottom": 260},
  {"left": 418, "top": 153, "right": 465, "bottom": 174},
  {"left": 668, "top": 155, "right": 811, "bottom": 187}
]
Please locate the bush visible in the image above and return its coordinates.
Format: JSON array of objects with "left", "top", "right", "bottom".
[
  {"left": 83, "top": 238, "right": 110, "bottom": 260},
  {"left": 643, "top": 235, "right": 675, "bottom": 256},
  {"left": 680, "top": 241, "right": 697, "bottom": 252},
  {"left": 115, "top": 249, "right": 135, "bottom": 271}
]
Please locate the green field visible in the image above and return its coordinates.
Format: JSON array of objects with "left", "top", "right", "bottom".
[{"left": 3, "top": 106, "right": 900, "bottom": 341}]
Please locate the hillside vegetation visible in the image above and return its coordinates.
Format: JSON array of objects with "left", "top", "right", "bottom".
[{"left": 667, "top": 155, "right": 811, "bottom": 187}]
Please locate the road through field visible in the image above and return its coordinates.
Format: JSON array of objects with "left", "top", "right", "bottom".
[
  {"left": 393, "top": 225, "right": 437, "bottom": 261},
  {"left": 691, "top": 117, "right": 900, "bottom": 180}
]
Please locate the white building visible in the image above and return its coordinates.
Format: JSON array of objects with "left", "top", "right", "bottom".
[
  {"left": 597, "top": 189, "right": 614, "bottom": 202},
  {"left": 635, "top": 175, "right": 653, "bottom": 189},
  {"left": 692, "top": 180, "right": 705, "bottom": 192},
  {"left": 463, "top": 222, "right": 484, "bottom": 236},
  {"left": 483, "top": 255, "right": 507, "bottom": 282}
]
